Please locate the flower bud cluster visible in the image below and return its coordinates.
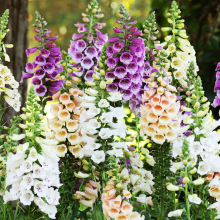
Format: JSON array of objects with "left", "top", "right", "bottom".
[
  {"left": 0, "top": 10, "right": 21, "bottom": 112},
  {"left": 0, "top": 10, "right": 11, "bottom": 63},
  {"left": 161, "top": 0, "right": 199, "bottom": 88}
]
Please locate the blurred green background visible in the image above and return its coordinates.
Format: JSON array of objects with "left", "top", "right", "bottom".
[{"left": 28, "top": 0, "right": 220, "bottom": 116}]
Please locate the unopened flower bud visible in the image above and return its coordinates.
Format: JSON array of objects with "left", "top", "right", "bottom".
[
  {"left": 4, "top": 44, "right": 13, "bottom": 48},
  {"left": 193, "top": 177, "right": 204, "bottom": 185},
  {"left": 183, "top": 177, "right": 190, "bottom": 183},
  {"left": 167, "top": 183, "right": 179, "bottom": 191},
  {"left": 100, "top": 81, "right": 106, "bottom": 89},
  {"left": 124, "top": 175, "right": 129, "bottom": 180},
  {"left": 183, "top": 160, "right": 187, "bottom": 165},
  {"left": 85, "top": 81, "right": 96, "bottom": 87},
  {"left": 194, "top": 102, "right": 200, "bottom": 108},
  {"left": 26, "top": 132, "right": 33, "bottom": 137},
  {"left": 116, "top": 183, "right": 122, "bottom": 188},
  {"left": 197, "top": 111, "right": 205, "bottom": 117},
  {"left": 190, "top": 167, "right": 197, "bottom": 174},
  {"left": 106, "top": 78, "right": 114, "bottom": 84},
  {"left": 100, "top": 69, "right": 105, "bottom": 76},
  {"left": 92, "top": 73, "right": 100, "bottom": 80}
]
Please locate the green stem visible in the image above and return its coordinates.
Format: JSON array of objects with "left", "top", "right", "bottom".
[
  {"left": 13, "top": 200, "right": 19, "bottom": 220},
  {"left": 134, "top": 112, "right": 140, "bottom": 152},
  {"left": 185, "top": 167, "right": 191, "bottom": 220}
]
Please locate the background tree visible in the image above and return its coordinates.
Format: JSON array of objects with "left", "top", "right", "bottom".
[{"left": 0, "top": 0, "right": 28, "bottom": 127}]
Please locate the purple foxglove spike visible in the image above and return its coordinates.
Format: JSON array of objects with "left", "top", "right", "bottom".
[
  {"left": 106, "top": 82, "right": 118, "bottom": 92},
  {"left": 26, "top": 47, "right": 38, "bottom": 57},
  {"left": 71, "top": 51, "right": 84, "bottom": 63},
  {"left": 113, "top": 27, "right": 123, "bottom": 33},
  {"left": 49, "top": 52, "right": 61, "bottom": 58},
  {"left": 113, "top": 41, "right": 124, "bottom": 52},
  {"left": 120, "top": 52, "right": 133, "bottom": 65},
  {"left": 84, "top": 70, "right": 94, "bottom": 82},
  {"left": 212, "top": 97, "right": 220, "bottom": 108},
  {"left": 105, "top": 72, "right": 115, "bottom": 80},
  {"left": 124, "top": 33, "right": 132, "bottom": 39},
  {"left": 55, "top": 57, "right": 62, "bottom": 63},
  {"left": 34, "top": 68, "right": 45, "bottom": 79},
  {"left": 75, "top": 39, "right": 87, "bottom": 52},
  {"left": 119, "top": 78, "right": 132, "bottom": 90},
  {"left": 122, "top": 89, "right": 133, "bottom": 100},
  {"left": 87, "top": 34, "right": 93, "bottom": 43},
  {"left": 33, "top": 28, "right": 39, "bottom": 33},
  {"left": 68, "top": 48, "right": 77, "bottom": 59},
  {"left": 214, "top": 80, "right": 220, "bottom": 93},
  {"left": 74, "top": 67, "right": 84, "bottom": 77},
  {"left": 46, "top": 43, "right": 56, "bottom": 48},
  {"left": 137, "top": 57, "right": 144, "bottom": 67},
  {"left": 32, "top": 77, "right": 42, "bottom": 86},
  {"left": 47, "top": 36, "right": 58, "bottom": 41},
  {"left": 133, "top": 30, "right": 142, "bottom": 36},
  {"left": 130, "top": 27, "right": 137, "bottom": 33},
  {"left": 96, "top": 30, "right": 108, "bottom": 43},
  {"left": 215, "top": 62, "right": 220, "bottom": 71},
  {"left": 43, "top": 63, "right": 55, "bottom": 74},
  {"left": 40, "top": 49, "right": 50, "bottom": 58},
  {"left": 81, "top": 57, "right": 94, "bottom": 70},
  {"left": 131, "top": 73, "right": 141, "bottom": 84},
  {"left": 184, "top": 130, "right": 193, "bottom": 137},
  {"left": 78, "top": 26, "right": 88, "bottom": 33},
  {"left": 47, "top": 70, "right": 59, "bottom": 80},
  {"left": 114, "top": 66, "right": 127, "bottom": 79},
  {"left": 152, "top": 56, "right": 157, "bottom": 61},
  {"left": 85, "top": 46, "right": 98, "bottom": 58},
  {"left": 131, "top": 83, "right": 141, "bottom": 94},
  {"left": 43, "top": 33, "right": 49, "bottom": 38},
  {"left": 34, "top": 35, "right": 41, "bottom": 41},
  {"left": 126, "top": 62, "right": 138, "bottom": 75},
  {"left": 109, "top": 36, "right": 120, "bottom": 43},
  {"left": 35, "top": 85, "right": 47, "bottom": 97},
  {"left": 136, "top": 89, "right": 144, "bottom": 99},
  {"left": 93, "top": 39, "right": 104, "bottom": 50},
  {"left": 106, "top": 46, "right": 114, "bottom": 57},
  {"left": 134, "top": 46, "right": 144, "bottom": 57},
  {"left": 50, "top": 47, "right": 61, "bottom": 53},
  {"left": 216, "top": 71, "right": 220, "bottom": 80},
  {"left": 155, "top": 45, "right": 163, "bottom": 51},
  {"left": 106, "top": 57, "right": 117, "bottom": 69},
  {"left": 34, "top": 55, "right": 46, "bottom": 67},
  {"left": 114, "top": 55, "right": 120, "bottom": 64},
  {"left": 25, "top": 63, "right": 34, "bottom": 73},
  {"left": 128, "top": 146, "right": 136, "bottom": 151},
  {"left": 72, "top": 33, "right": 84, "bottom": 40},
  {"left": 20, "top": 72, "right": 34, "bottom": 83},
  {"left": 129, "top": 45, "right": 137, "bottom": 54},
  {"left": 137, "top": 66, "right": 144, "bottom": 75},
  {"left": 74, "top": 22, "right": 85, "bottom": 28},
  {"left": 132, "top": 38, "right": 144, "bottom": 46}
]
